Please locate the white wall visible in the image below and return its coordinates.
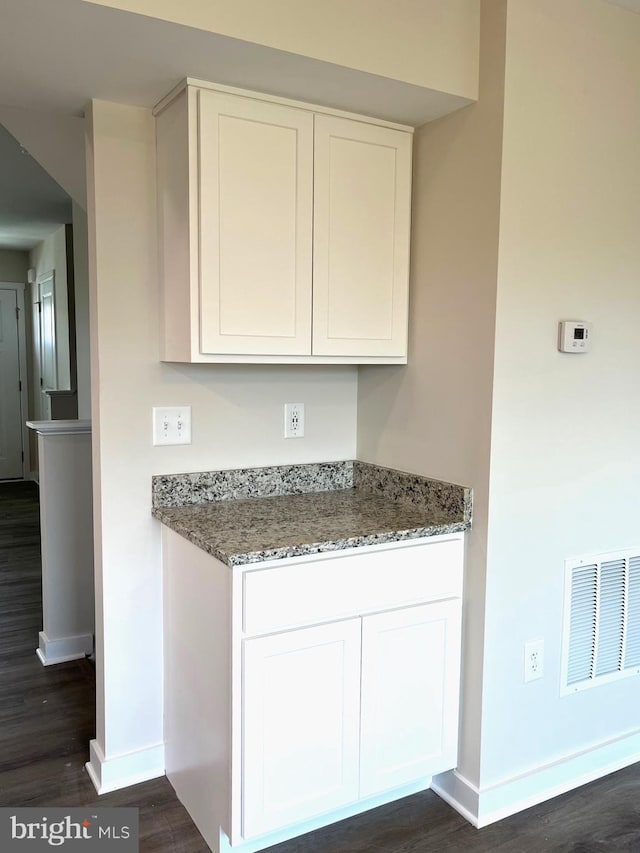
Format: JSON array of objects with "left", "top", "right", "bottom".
[
  {"left": 72, "top": 202, "right": 91, "bottom": 419},
  {"left": 0, "top": 249, "right": 28, "bottom": 282},
  {"left": 357, "top": 0, "right": 507, "bottom": 789},
  {"left": 30, "top": 224, "right": 71, "bottom": 390},
  {"left": 85, "top": 100, "right": 357, "bottom": 777},
  {"left": 481, "top": 0, "right": 640, "bottom": 789},
  {"left": 81, "top": 0, "right": 640, "bottom": 813},
  {"left": 82, "top": 0, "right": 480, "bottom": 100},
  {"left": 360, "top": 0, "right": 640, "bottom": 824}
]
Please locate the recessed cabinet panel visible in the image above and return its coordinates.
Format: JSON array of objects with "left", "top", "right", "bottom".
[
  {"left": 242, "top": 619, "right": 362, "bottom": 838},
  {"left": 313, "top": 115, "right": 412, "bottom": 357},
  {"left": 198, "top": 90, "right": 313, "bottom": 355},
  {"left": 359, "top": 600, "right": 462, "bottom": 797}
]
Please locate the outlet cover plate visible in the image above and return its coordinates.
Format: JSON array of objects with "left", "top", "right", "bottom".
[
  {"left": 284, "top": 403, "right": 304, "bottom": 438},
  {"left": 524, "top": 638, "right": 544, "bottom": 683}
]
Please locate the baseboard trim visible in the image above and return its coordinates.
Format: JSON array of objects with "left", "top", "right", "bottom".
[
  {"left": 432, "top": 729, "right": 640, "bottom": 828},
  {"left": 36, "top": 631, "right": 93, "bottom": 666},
  {"left": 85, "top": 739, "right": 165, "bottom": 795},
  {"left": 431, "top": 770, "right": 480, "bottom": 827}
]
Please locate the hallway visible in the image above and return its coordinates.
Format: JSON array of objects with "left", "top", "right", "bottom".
[
  {"left": 0, "top": 480, "right": 639, "bottom": 852},
  {"left": 0, "top": 480, "right": 208, "bottom": 850}
]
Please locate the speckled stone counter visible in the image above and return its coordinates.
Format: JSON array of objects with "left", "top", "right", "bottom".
[{"left": 152, "top": 461, "right": 471, "bottom": 566}]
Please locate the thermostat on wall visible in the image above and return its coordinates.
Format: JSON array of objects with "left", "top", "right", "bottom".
[{"left": 558, "top": 321, "right": 591, "bottom": 353}]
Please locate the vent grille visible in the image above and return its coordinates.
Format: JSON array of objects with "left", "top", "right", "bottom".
[
  {"left": 626, "top": 557, "right": 640, "bottom": 669},
  {"left": 562, "top": 549, "right": 640, "bottom": 695}
]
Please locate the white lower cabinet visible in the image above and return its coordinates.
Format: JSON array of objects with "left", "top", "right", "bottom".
[
  {"left": 242, "top": 602, "right": 462, "bottom": 839},
  {"left": 162, "top": 530, "right": 464, "bottom": 853},
  {"left": 242, "top": 620, "right": 362, "bottom": 837}
]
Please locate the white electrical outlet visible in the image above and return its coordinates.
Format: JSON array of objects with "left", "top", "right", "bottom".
[
  {"left": 152, "top": 406, "right": 192, "bottom": 446},
  {"left": 284, "top": 403, "right": 305, "bottom": 438},
  {"left": 524, "top": 639, "right": 544, "bottom": 683}
]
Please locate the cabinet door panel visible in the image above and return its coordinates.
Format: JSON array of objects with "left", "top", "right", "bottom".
[
  {"left": 242, "top": 619, "right": 361, "bottom": 838},
  {"left": 313, "top": 115, "right": 411, "bottom": 357},
  {"left": 198, "top": 91, "right": 313, "bottom": 355},
  {"left": 360, "top": 600, "right": 461, "bottom": 797}
]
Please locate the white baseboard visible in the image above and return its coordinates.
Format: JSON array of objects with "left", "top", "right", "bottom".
[
  {"left": 86, "top": 739, "right": 165, "bottom": 795},
  {"left": 432, "top": 728, "right": 640, "bottom": 828},
  {"left": 36, "top": 631, "right": 93, "bottom": 666},
  {"left": 431, "top": 770, "right": 480, "bottom": 827},
  {"left": 28, "top": 470, "right": 39, "bottom": 484}
]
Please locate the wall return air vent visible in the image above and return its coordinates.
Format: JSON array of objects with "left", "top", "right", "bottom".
[{"left": 561, "top": 548, "right": 640, "bottom": 696}]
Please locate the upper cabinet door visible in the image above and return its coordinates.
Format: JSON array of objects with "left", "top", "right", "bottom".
[
  {"left": 312, "top": 115, "right": 412, "bottom": 358},
  {"left": 198, "top": 91, "right": 313, "bottom": 355}
]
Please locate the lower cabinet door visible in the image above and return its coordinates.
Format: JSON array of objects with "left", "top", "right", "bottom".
[
  {"left": 359, "top": 600, "right": 462, "bottom": 798},
  {"left": 242, "top": 619, "right": 362, "bottom": 838}
]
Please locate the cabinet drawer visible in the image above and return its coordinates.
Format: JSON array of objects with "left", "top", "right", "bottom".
[{"left": 242, "top": 538, "right": 463, "bottom": 635}]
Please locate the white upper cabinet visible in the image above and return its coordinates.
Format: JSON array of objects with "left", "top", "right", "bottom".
[
  {"left": 312, "top": 116, "right": 411, "bottom": 358},
  {"left": 155, "top": 80, "right": 413, "bottom": 364},
  {"left": 198, "top": 91, "right": 313, "bottom": 356}
]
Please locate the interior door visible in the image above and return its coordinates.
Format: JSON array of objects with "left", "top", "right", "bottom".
[
  {"left": 38, "top": 273, "right": 57, "bottom": 420},
  {"left": 0, "top": 287, "right": 24, "bottom": 479}
]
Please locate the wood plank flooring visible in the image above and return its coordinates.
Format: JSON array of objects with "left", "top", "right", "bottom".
[
  {"left": 0, "top": 481, "right": 208, "bottom": 851},
  {"left": 1, "top": 480, "right": 639, "bottom": 852}
]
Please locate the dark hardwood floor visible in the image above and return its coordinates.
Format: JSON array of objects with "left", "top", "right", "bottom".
[
  {"left": 0, "top": 480, "right": 208, "bottom": 851},
  {"left": 1, "top": 480, "right": 639, "bottom": 852}
]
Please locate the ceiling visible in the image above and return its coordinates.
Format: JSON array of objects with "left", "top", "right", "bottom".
[
  {"left": 0, "top": 124, "right": 71, "bottom": 251},
  {"left": 604, "top": 0, "right": 640, "bottom": 11},
  {"left": 0, "top": 0, "right": 471, "bottom": 252},
  {"left": 0, "top": 0, "right": 637, "bottom": 252},
  {"left": 0, "top": 0, "right": 469, "bottom": 125}
]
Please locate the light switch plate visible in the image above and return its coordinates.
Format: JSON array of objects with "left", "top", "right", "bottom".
[{"left": 153, "top": 406, "right": 192, "bottom": 446}]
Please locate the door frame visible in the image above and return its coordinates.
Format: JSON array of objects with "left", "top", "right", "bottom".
[
  {"left": 0, "top": 281, "right": 30, "bottom": 480},
  {"left": 37, "top": 270, "right": 57, "bottom": 420}
]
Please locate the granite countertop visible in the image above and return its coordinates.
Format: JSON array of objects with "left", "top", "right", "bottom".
[{"left": 152, "top": 460, "right": 472, "bottom": 567}]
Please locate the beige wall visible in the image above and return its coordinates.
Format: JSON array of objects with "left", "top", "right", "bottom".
[
  {"left": 357, "top": 0, "right": 507, "bottom": 788},
  {"left": 81, "top": 0, "right": 640, "bottom": 817},
  {"left": 481, "top": 0, "right": 640, "bottom": 786},
  {"left": 0, "top": 249, "right": 28, "bottom": 282},
  {"left": 86, "top": 100, "right": 358, "bottom": 762},
  {"left": 72, "top": 202, "right": 91, "bottom": 419},
  {"left": 361, "top": 0, "right": 640, "bottom": 818},
  {"left": 82, "top": 0, "right": 479, "bottom": 99}
]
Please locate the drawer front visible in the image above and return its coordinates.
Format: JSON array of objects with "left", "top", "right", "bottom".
[{"left": 243, "top": 538, "right": 463, "bottom": 636}]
